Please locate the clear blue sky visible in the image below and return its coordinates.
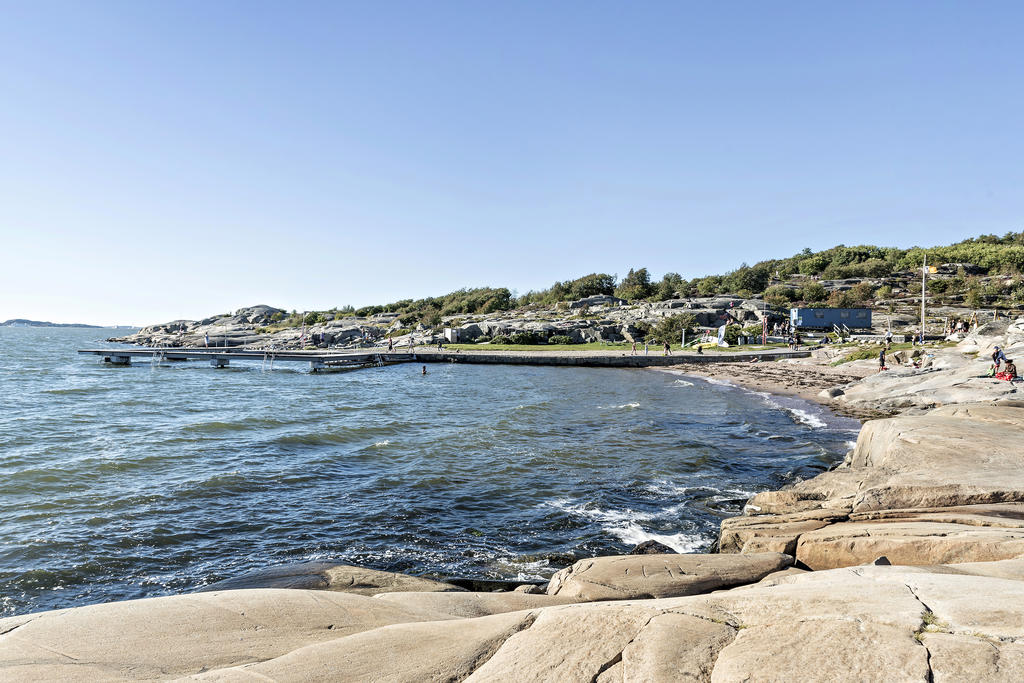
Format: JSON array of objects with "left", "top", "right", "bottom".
[{"left": 2, "top": 1, "right": 1022, "bottom": 325}]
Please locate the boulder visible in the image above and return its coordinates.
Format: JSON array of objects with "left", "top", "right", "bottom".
[
  {"left": 199, "top": 561, "right": 464, "bottom": 595},
  {"left": 546, "top": 553, "right": 792, "bottom": 601},
  {"left": 629, "top": 540, "right": 678, "bottom": 555}
]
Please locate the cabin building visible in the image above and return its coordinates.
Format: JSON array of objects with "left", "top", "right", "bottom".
[{"left": 790, "top": 307, "right": 872, "bottom": 330}]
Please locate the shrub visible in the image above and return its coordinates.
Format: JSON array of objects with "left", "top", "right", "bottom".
[
  {"left": 490, "top": 335, "right": 512, "bottom": 344},
  {"left": 801, "top": 282, "right": 828, "bottom": 302},
  {"left": 649, "top": 313, "right": 697, "bottom": 344},
  {"left": 510, "top": 331, "right": 540, "bottom": 345},
  {"left": 548, "top": 335, "right": 574, "bottom": 345}
]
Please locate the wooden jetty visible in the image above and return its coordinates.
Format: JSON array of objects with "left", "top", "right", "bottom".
[{"left": 78, "top": 347, "right": 811, "bottom": 371}]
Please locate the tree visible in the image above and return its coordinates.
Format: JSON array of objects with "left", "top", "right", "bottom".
[
  {"left": 653, "top": 272, "right": 684, "bottom": 301},
  {"left": 615, "top": 268, "right": 656, "bottom": 301},
  {"left": 801, "top": 282, "right": 827, "bottom": 302},
  {"left": 649, "top": 313, "right": 696, "bottom": 344}
]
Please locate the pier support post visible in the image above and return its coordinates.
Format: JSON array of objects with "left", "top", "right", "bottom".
[
  {"left": 211, "top": 358, "right": 229, "bottom": 368},
  {"left": 104, "top": 355, "right": 131, "bottom": 365}
]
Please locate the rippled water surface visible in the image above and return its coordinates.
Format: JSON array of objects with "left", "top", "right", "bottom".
[{"left": 0, "top": 327, "right": 859, "bottom": 616}]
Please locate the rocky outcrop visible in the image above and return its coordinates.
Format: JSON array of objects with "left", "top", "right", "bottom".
[
  {"left": 545, "top": 553, "right": 792, "bottom": 601},
  {"left": 721, "top": 402, "right": 1024, "bottom": 569},
  {"left": 7, "top": 563, "right": 1024, "bottom": 681},
  {"left": 720, "top": 319, "right": 1024, "bottom": 573}
]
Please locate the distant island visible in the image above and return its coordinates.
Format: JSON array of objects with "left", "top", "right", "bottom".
[{"left": 1, "top": 319, "right": 103, "bottom": 328}]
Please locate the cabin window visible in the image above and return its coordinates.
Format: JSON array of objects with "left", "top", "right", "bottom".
[
  {"left": 814, "top": 312, "right": 825, "bottom": 319},
  {"left": 856, "top": 312, "right": 867, "bottom": 318},
  {"left": 840, "top": 311, "right": 850, "bottom": 319}
]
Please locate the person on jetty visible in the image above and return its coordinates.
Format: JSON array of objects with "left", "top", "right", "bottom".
[
  {"left": 643, "top": 341, "right": 649, "bottom": 355},
  {"left": 204, "top": 332, "right": 209, "bottom": 348},
  {"left": 663, "top": 341, "right": 671, "bottom": 356},
  {"left": 388, "top": 337, "right": 394, "bottom": 353},
  {"left": 631, "top": 341, "right": 637, "bottom": 355}
]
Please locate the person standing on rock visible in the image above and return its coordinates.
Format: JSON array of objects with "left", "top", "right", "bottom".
[
  {"left": 885, "top": 329, "right": 893, "bottom": 347},
  {"left": 992, "top": 346, "right": 1007, "bottom": 371},
  {"left": 878, "top": 348, "right": 886, "bottom": 372}
]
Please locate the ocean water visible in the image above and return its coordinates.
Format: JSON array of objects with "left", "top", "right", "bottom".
[{"left": 0, "top": 327, "right": 859, "bottom": 617}]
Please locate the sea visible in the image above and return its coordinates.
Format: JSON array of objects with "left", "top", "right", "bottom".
[{"left": 0, "top": 327, "right": 860, "bottom": 617}]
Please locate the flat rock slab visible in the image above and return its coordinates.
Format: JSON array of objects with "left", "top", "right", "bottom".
[
  {"left": 546, "top": 552, "right": 792, "bottom": 601},
  {"left": 8, "top": 566, "right": 1024, "bottom": 681},
  {"left": 373, "top": 591, "right": 578, "bottom": 618},
  {"left": 796, "top": 520, "right": 1024, "bottom": 570},
  {"left": 0, "top": 588, "right": 454, "bottom": 682},
  {"left": 200, "top": 561, "right": 464, "bottom": 595}
]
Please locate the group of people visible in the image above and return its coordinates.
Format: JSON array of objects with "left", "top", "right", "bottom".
[
  {"left": 991, "top": 346, "right": 1019, "bottom": 381},
  {"left": 629, "top": 340, "right": 673, "bottom": 356}
]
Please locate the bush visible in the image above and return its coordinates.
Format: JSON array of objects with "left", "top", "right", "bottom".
[
  {"left": 548, "top": 335, "right": 574, "bottom": 345},
  {"left": 510, "top": 331, "right": 540, "bottom": 345},
  {"left": 304, "top": 312, "right": 327, "bottom": 325},
  {"left": 490, "top": 335, "right": 512, "bottom": 344},
  {"left": 801, "top": 282, "right": 828, "bottom": 302},
  {"left": 649, "top": 313, "right": 697, "bottom": 344}
]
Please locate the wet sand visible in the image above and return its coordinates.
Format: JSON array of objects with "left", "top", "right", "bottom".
[{"left": 663, "top": 355, "right": 885, "bottom": 421}]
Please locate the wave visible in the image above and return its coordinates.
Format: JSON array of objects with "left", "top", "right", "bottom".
[
  {"left": 786, "top": 408, "right": 827, "bottom": 429},
  {"left": 372, "top": 440, "right": 391, "bottom": 448},
  {"left": 671, "top": 379, "right": 695, "bottom": 387},
  {"left": 598, "top": 402, "right": 640, "bottom": 410},
  {"left": 606, "top": 523, "right": 704, "bottom": 553}
]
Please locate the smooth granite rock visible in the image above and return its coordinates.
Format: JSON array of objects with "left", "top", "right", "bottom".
[
  {"left": 0, "top": 588, "right": 453, "bottom": 682},
  {"left": 200, "top": 561, "right": 465, "bottom": 595},
  {"left": 8, "top": 565, "right": 1024, "bottom": 681},
  {"left": 546, "top": 553, "right": 793, "bottom": 601},
  {"left": 373, "top": 590, "right": 577, "bottom": 618}
]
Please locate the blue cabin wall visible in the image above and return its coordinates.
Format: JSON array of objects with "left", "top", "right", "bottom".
[{"left": 790, "top": 308, "right": 872, "bottom": 329}]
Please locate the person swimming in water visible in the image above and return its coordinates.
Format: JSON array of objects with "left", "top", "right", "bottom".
[{"left": 421, "top": 365, "right": 427, "bottom": 375}]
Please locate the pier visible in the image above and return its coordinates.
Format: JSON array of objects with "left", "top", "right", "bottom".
[{"left": 79, "top": 347, "right": 812, "bottom": 371}]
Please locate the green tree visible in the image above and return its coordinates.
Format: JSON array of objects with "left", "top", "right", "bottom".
[
  {"left": 615, "top": 268, "right": 656, "bottom": 300},
  {"left": 649, "top": 313, "right": 696, "bottom": 344},
  {"left": 801, "top": 282, "right": 827, "bottom": 302}
]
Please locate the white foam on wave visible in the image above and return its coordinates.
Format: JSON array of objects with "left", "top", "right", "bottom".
[
  {"left": 607, "top": 523, "right": 703, "bottom": 553},
  {"left": 372, "top": 440, "right": 391, "bottom": 447},
  {"left": 544, "top": 498, "right": 703, "bottom": 553},
  {"left": 786, "top": 408, "right": 827, "bottom": 429},
  {"left": 671, "top": 379, "right": 695, "bottom": 387},
  {"left": 702, "top": 377, "right": 734, "bottom": 387},
  {"left": 545, "top": 498, "right": 652, "bottom": 524},
  {"left": 598, "top": 402, "right": 641, "bottom": 410}
]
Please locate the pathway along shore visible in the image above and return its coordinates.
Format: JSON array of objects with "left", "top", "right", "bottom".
[{"left": 9, "top": 317, "right": 1024, "bottom": 681}]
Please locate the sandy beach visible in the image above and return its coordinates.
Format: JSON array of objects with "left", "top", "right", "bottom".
[{"left": 663, "top": 354, "right": 884, "bottom": 420}]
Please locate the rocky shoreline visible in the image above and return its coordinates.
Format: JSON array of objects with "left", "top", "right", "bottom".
[{"left": 4, "top": 318, "right": 1023, "bottom": 680}]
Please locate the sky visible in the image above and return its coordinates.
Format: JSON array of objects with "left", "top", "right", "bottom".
[{"left": 1, "top": 1, "right": 1022, "bottom": 325}]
